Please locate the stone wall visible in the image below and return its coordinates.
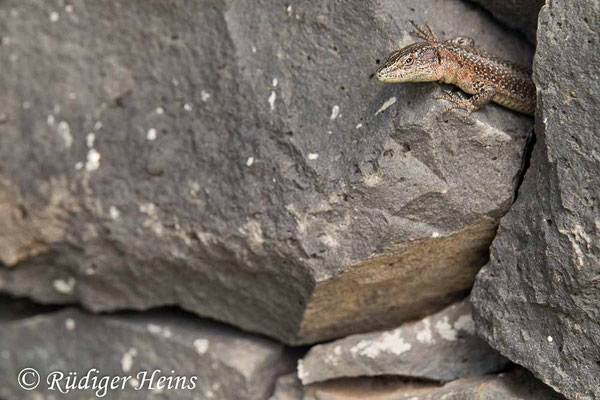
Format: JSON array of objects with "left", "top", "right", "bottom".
[{"left": 1, "top": 0, "right": 595, "bottom": 399}]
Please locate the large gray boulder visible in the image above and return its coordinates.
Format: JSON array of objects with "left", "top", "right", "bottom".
[
  {"left": 0, "top": 0, "right": 533, "bottom": 344},
  {"left": 0, "top": 299, "right": 294, "bottom": 400},
  {"left": 471, "top": 1, "right": 600, "bottom": 399},
  {"left": 298, "top": 300, "right": 507, "bottom": 384}
]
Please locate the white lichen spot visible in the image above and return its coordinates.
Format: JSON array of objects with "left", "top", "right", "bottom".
[
  {"left": 308, "top": 153, "right": 319, "bottom": 160},
  {"left": 238, "top": 220, "right": 264, "bottom": 250},
  {"left": 147, "top": 324, "right": 172, "bottom": 338},
  {"left": 47, "top": 114, "right": 55, "bottom": 125},
  {"left": 146, "top": 128, "right": 157, "bottom": 141},
  {"left": 86, "top": 132, "right": 95, "bottom": 148},
  {"left": 155, "top": 106, "right": 165, "bottom": 115},
  {"left": 297, "top": 360, "right": 308, "bottom": 383},
  {"left": 324, "top": 352, "right": 339, "bottom": 366},
  {"left": 272, "top": 78, "right": 278, "bottom": 87},
  {"left": 573, "top": 224, "right": 590, "bottom": 268},
  {"left": 188, "top": 181, "right": 201, "bottom": 198},
  {"left": 375, "top": 96, "right": 397, "bottom": 115},
  {"left": 350, "top": 330, "right": 412, "bottom": 359},
  {"left": 193, "top": 338, "right": 209, "bottom": 355},
  {"left": 363, "top": 174, "right": 381, "bottom": 187},
  {"left": 319, "top": 234, "right": 339, "bottom": 249},
  {"left": 75, "top": 161, "right": 83, "bottom": 170},
  {"left": 432, "top": 231, "right": 440, "bottom": 238},
  {"left": 121, "top": 348, "right": 137, "bottom": 373},
  {"left": 172, "top": 78, "right": 180, "bottom": 86},
  {"left": 68, "top": 92, "right": 77, "bottom": 100},
  {"left": 334, "top": 345, "right": 342, "bottom": 355},
  {"left": 251, "top": 45, "right": 257, "bottom": 53},
  {"left": 65, "top": 318, "right": 75, "bottom": 331},
  {"left": 84, "top": 266, "right": 96, "bottom": 275},
  {"left": 49, "top": 11, "right": 59, "bottom": 22},
  {"left": 416, "top": 318, "right": 434, "bottom": 344},
  {"left": 22, "top": 101, "right": 31, "bottom": 109},
  {"left": 547, "top": 336, "right": 553, "bottom": 343},
  {"left": 559, "top": 224, "right": 590, "bottom": 269},
  {"left": 93, "top": 121, "right": 103, "bottom": 131},
  {"left": 85, "top": 149, "right": 101, "bottom": 171},
  {"left": 201, "top": 90, "right": 211, "bottom": 102},
  {"left": 246, "top": 157, "right": 254, "bottom": 166},
  {"left": 147, "top": 324, "right": 161, "bottom": 334},
  {"left": 109, "top": 205, "right": 120, "bottom": 220},
  {"left": 356, "top": 123, "right": 363, "bottom": 129},
  {"left": 139, "top": 202, "right": 156, "bottom": 215},
  {"left": 268, "top": 91, "right": 276, "bottom": 111},
  {"left": 330, "top": 105, "right": 340, "bottom": 120},
  {"left": 435, "top": 316, "right": 457, "bottom": 341},
  {"left": 286, "top": 5, "right": 293, "bottom": 15},
  {"left": 65, "top": 4, "right": 73, "bottom": 13},
  {"left": 129, "top": 378, "right": 140, "bottom": 389},
  {"left": 53, "top": 277, "right": 75, "bottom": 294},
  {"left": 184, "top": 103, "right": 193, "bottom": 111},
  {"left": 454, "top": 313, "right": 475, "bottom": 334}
]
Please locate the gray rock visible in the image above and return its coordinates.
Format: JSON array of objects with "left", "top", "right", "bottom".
[
  {"left": 298, "top": 300, "right": 507, "bottom": 385},
  {"left": 471, "top": 1, "right": 600, "bottom": 399},
  {"left": 0, "top": 301, "right": 294, "bottom": 400},
  {"left": 270, "top": 374, "right": 304, "bottom": 400},
  {"left": 469, "top": 0, "right": 544, "bottom": 42},
  {"left": 0, "top": 0, "right": 533, "bottom": 344},
  {"left": 301, "top": 369, "right": 565, "bottom": 400},
  {"left": 270, "top": 369, "right": 564, "bottom": 400}
]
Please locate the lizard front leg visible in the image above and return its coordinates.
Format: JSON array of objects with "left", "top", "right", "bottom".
[{"left": 435, "top": 85, "right": 496, "bottom": 115}]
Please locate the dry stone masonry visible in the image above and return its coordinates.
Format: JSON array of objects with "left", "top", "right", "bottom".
[
  {"left": 0, "top": 0, "right": 532, "bottom": 345},
  {"left": 0, "top": 0, "right": 594, "bottom": 399},
  {"left": 298, "top": 300, "right": 507, "bottom": 384},
  {"left": 0, "top": 297, "right": 294, "bottom": 400}
]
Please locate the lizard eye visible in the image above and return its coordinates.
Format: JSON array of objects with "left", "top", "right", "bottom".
[{"left": 404, "top": 57, "right": 414, "bottom": 65}]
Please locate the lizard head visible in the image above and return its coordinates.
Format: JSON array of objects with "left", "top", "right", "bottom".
[{"left": 376, "top": 42, "right": 440, "bottom": 83}]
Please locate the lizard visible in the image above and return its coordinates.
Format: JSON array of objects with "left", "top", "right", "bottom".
[{"left": 375, "top": 21, "right": 536, "bottom": 116}]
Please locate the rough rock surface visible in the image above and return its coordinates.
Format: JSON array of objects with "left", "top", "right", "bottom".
[
  {"left": 0, "top": 0, "right": 533, "bottom": 344},
  {"left": 470, "top": 0, "right": 544, "bottom": 42},
  {"left": 298, "top": 300, "right": 506, "bottom": 384},
  {"left": 0, "top": 299, "right": 294, "bottom": 400},
  {"left": 272, "top": 369, "right": 564, "bottom": 400},
  {"left": 270, "top": 374, "right": 304, "bottom": 400},
  {"left": 471, "top": 1, "right": 600, "bottom": 399}
]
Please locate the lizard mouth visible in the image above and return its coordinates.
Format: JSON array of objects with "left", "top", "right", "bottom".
[
  {"left": 376, "top": 69, "right": 402, "bottom": 82},
  {"left": 375, "top": 68, "right": 393, "bottom": 81}
]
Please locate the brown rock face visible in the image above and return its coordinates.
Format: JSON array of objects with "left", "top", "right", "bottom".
[{"left": 298, "top": 219, "right": 497, "bottom": 342}]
